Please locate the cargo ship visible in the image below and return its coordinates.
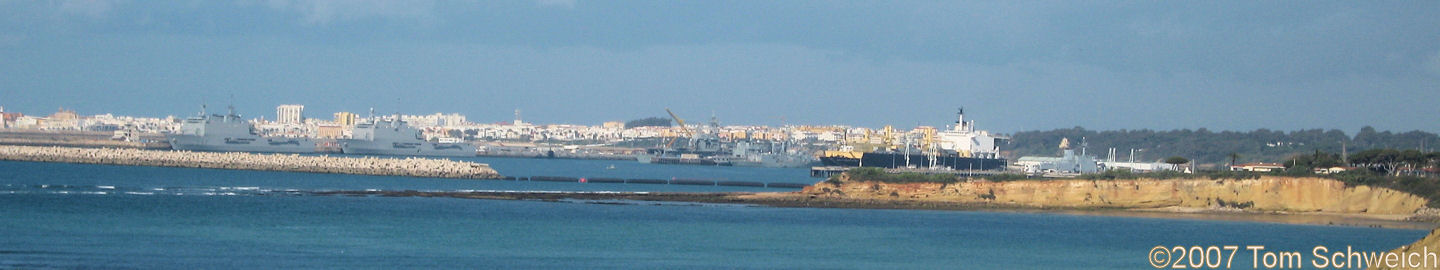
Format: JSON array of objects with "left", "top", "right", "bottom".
[{"left": 819, "top": 108, "right": 1007, "bottom": 170}]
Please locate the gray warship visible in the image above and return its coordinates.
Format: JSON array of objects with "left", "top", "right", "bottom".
[
  {"left": 167, "top": 106, "right": 317, "bottom": 153},
  {"left": 341, "top": 117, "right": 475, "bottom": 157}
]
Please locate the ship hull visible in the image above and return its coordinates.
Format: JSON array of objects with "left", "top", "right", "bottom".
[
  {"left": 168, "top": 135, "right": 316, "bottom": 153},
  {"left": 635, "top": 153, "right": 731, "bottom": 166},
  {"left": 823, "top": 152, "right": 1006, "bottom": 170},
  {"left": 819, "top": 156, "right": 860, "bottom": 167},
  {"left": 730, "top": 155, "right": 818, "bottom": 168},
  {"left": 340, "top": 140, "right": 476, "bottom": 157},
  {"left": 652, "top": 156, "right": 730, "bottom": 166}
]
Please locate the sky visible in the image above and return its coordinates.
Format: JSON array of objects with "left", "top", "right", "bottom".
[{"left": 1, "top": 0, "right": 1437, "bottom": 134}]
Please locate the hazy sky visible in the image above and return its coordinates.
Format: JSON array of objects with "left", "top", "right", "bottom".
[{"left": 2, "top": 1, "right": 1437, "bottom": 133}]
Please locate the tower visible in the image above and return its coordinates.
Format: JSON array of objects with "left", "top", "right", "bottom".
[{"left": 514, "top": 109, "right": 523, "bottom": 125}]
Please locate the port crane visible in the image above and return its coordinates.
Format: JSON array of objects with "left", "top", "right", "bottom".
[{"left": 664, "top": 108, "right": 693, "bottom": 149}]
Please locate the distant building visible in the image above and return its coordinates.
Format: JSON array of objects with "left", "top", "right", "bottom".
[
  {"left": 401, "top": 113, "right": 467, "bottom": 127},
  {"left": 276, "top": 104, "right": 304, "bottom": 124},
  {"left": 334, "top": 112, "right": 358, "bottom": 126},
  {"left": 14, "top": 116, "right": 40, "bottom": 129},
  {"left": 1100, "top": 161, "right": 1179, "bottom": 173},
  {"left": 316, "top": 125, "right": 346, "bottom": 139},
  {"left": 0, "top": 110, "right": 20, "bottom": 129},
  {"left": 1017, "top": 149, "right": 1100, "bottom": 174},
  {"left": 1015, "top": 138, "right": 1100, "bottom": 174},
  {"left": 603, "top": 121, "right": 624, "bottom": 129},
  {"left": 1314, "top": 166, "right": 1356, "bottom": 174},
  {"left": 42, "top": 108, "right": 82, "bottom": 130}
]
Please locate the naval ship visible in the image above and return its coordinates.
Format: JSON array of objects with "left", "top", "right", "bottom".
[
  {"left": 819, "top": 108, "right": 1007, "bottom": 170},
  {"left": 340, "top": 117, "right": 476, "bottom": 157},
  {"left": 168, "top": 106, "right": 317, "bottom": 153},
  {"left": 722, "top": 141, "right": 817, "bottom": 168}
]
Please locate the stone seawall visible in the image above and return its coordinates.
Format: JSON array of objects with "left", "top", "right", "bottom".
[
  {"left": 0, "top": 145, "right": 501, "bottom": 179},
  {"left": 806, "top": 175, "right": 1429, "bottom": 217}
]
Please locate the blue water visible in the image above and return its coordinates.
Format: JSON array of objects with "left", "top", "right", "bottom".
[{"left": 0, "top": 160, "right": 1428, "bottom": 269}]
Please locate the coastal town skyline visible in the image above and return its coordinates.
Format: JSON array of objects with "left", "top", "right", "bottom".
[
  {"left": 1, "top": 102, "right": 1435, "bottom": 137},
  {"left": 4, "top": 1, "right": 1439, "bottom": 133},
  {"left": 5, "top": 2, "right": 1440, "bottom": 268}
]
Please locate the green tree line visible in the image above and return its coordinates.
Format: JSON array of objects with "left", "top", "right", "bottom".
[{"left": 1006, "top": 126, "right": 1439, "bottom": 166}]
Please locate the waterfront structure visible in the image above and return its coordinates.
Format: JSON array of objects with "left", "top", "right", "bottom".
[
  {"left": 1016, "top": 143, "right": 1100, "bottom": 174},
  {"left": 168, "top": 106, "right": 316, "bottom": 153},
  {"left": 341, "top": 116, "right": 475, "bottom": 157},
  {"left": 276, "top": 104, "right": 304, "bottom": 124}
]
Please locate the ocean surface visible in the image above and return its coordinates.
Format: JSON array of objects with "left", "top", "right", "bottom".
[{"left": 0, "top": 159, "right": 1428, "bottom": 269}]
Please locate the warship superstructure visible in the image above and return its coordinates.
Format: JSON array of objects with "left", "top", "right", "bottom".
[
  {"left": 341, "top": 117, "right": 475, "bottom": 157},
  {"left": 167, "top": 106, "right": 317, "bottom": 153}
]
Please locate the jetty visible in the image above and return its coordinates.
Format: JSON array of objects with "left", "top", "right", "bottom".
[{"left": 0, "top": 145, "right": 501, "bottom": 179}]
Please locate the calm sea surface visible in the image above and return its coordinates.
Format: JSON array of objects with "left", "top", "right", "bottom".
[{"left": 0, "top": 159, "right": 1427, "bottom": 269}]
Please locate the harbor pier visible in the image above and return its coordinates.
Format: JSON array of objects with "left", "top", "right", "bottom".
[{"left": 0, "top": 145, "right": 501, "bottom": 179}]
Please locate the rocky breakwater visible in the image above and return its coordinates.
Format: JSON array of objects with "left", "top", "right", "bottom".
[
  {"left": 804, "top": 175, "right": 1430, "bottom": 218},
  {"left": 0, "top": 145, "right": 501, "bottom": 179}
]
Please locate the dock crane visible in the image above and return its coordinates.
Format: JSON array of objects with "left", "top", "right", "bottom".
[{"left": 664, "top": 108, "right": 693, "bottom": 149}]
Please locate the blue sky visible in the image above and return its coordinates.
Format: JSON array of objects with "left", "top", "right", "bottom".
[{"left": 1, "top": 0, "right": 1437, "bottom": 133}]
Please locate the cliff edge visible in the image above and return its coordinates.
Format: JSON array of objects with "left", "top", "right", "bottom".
[{"left": 804, "top": 175, "right": 1428, "bottom": 217}]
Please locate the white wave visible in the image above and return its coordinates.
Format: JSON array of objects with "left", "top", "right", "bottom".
[
  {"left": 124, "top": 192, "right": 155, "bottom": 195},
  {"left": 234, "top": 187, "right": 259, "bottom": 191},
  {"left": 97, "top": 186, "right": 116, "bottom": 190},
  {"left": 80, "top": 191, "right": 107, "bottom": 195}
]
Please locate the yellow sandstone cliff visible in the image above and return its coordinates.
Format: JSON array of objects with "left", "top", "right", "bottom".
[{"left": 804, "top": 176, "right": 1427, "bottom": 216}]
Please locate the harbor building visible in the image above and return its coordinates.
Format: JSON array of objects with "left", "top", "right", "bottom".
[
  {"left": 334, "top": 112, "right": 358, "bottom": 126},
  {"left": 1096, "top": 147, "right": 1181, "bottom": 172},
  {"left": 276, "top": 104, "right": 304, "bottom": 124},
  {"left": 1014, "top": 138, "right": 1100, "bottom": 174}
]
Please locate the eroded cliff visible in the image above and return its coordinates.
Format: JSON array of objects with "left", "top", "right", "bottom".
[{"left": 804, "top": 176, "right": 1427, "bottom": 216}]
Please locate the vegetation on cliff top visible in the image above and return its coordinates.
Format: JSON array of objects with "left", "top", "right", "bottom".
[{"left": 831, "top": 148, "right": 1440, "bottom": 207}]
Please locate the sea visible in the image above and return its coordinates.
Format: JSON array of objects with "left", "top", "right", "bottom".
[{"left": 0, "top": 157, "right": 1428, "bottom": 269}]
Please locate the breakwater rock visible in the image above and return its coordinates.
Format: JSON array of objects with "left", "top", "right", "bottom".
[
  {"left": 805, "top": 175, "right": 1429, "bottom": 217},
  {"left": 0, "top": 145, "right": 501, "bottom": 179}
]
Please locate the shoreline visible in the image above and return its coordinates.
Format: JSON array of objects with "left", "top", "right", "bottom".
[{"left": 311, "top": 190, "right": 1439, "bottom": 230}]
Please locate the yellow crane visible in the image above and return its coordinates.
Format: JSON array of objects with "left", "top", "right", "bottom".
[{"left": 664, "top": 108, "right": 693, "bottom": 149}]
